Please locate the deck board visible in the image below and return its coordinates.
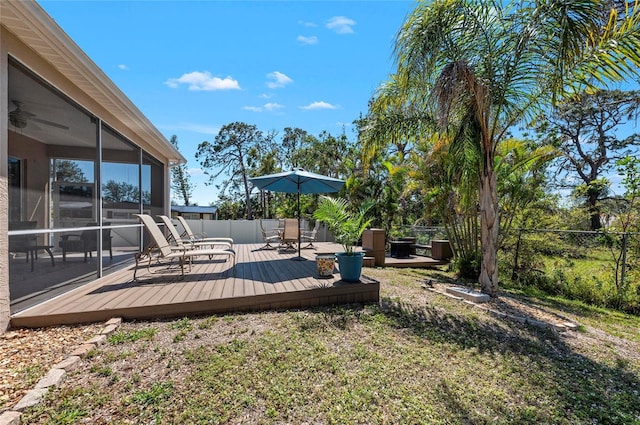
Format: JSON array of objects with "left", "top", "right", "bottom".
[{"left": 10, "top": 243, "right": 380, "bottom": 328}]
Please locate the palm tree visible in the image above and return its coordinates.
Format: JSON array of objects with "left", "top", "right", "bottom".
[{"left": 366, "top": 0, "right": 640, "bottom": 296}]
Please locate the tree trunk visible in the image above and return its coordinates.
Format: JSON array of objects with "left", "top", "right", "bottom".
[
  {"left": 588, "top": 192, "right": 601, "bottom": 230},
  {"left": 239, "top": 160, "right": 252, "bottom": 220},
  {"left": 479, "top": 166, "right": 499, "bottom": 297}
]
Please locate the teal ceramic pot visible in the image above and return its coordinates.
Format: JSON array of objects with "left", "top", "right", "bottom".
[{"left": 335, "top": 252, "right": 365, "bottom": 282}]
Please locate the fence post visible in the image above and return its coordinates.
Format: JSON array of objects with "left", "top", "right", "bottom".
[{"left": 511, "top": 229, "right": 523, "bottom": 281}]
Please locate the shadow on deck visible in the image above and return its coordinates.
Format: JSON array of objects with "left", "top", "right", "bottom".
[{"left": 10, "top": 243, "right": 380, "bottom": 328}]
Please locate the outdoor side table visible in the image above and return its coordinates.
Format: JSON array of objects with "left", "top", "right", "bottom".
[
  {"left": 390, "top": 240, "right": 413, "bottom": 258},
  {"left": 28, "top": 245, "right": 55, "bottom": 272}
]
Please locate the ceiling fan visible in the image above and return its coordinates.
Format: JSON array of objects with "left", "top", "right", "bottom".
[{"left": 8, "top": 100, "right": 69, "bottom": 130}]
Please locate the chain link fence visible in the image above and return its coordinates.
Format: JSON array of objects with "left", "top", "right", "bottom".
[
  {"left": 501, "top": 229, "right": 640, "bottom": 313},
  {"left": 396, "top": 225, "right": 640, "bottom": 313},
  {"left": 394, "top": 226, "right": 449, "bottom": 245}
]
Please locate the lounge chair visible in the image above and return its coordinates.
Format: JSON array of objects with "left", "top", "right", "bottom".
[
  {"left": 157, "top": 215, "right": 232, "bottom": 250},
  {"left": 300, "top": 220, "right": 319, "bottom": 249},
  {"left": 134, "top": 214, "right": 235, "bottom": 279},
  {"left": 280, "top": 218, "right": 299, "bottom": 251},
  {"left": 175, "top": 215, "right": 234, "bottom": 248},
  {"left": 259, "top": 219, "right": 281, "bottom": 249}
]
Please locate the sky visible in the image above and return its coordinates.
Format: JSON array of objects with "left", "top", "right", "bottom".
[{"left": 38, "top": 0, "right": 415, "bottom": 206}]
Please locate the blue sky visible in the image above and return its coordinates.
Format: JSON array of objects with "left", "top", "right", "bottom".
[{"left": 39, "top": 0, "right": 414, "bottom": 206}]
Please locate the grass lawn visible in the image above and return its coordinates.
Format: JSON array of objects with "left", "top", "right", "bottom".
[{"left": 22, "top": 267, "right": 640, "bottom": 424}]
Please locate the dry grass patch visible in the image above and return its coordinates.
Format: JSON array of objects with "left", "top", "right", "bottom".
[{"left": 15, "top": 267, "right": 640, "bottom": 424}]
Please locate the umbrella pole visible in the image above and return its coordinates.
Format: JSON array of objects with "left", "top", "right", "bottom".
[{"left": 293, "top": 188, "right": 306, "bottom": 261}]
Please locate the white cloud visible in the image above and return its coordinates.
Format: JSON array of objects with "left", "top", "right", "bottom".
[
  {"left": 298, "top": 20, "right": 317, "bottom": 27},
  {"left": 300, "top": 101, "right": 338, "bottom": 110},
  {"left": 297, "top": 35, "right": 319, "bottom": 45},
  {"left": 264, "top": 102, "right": 284, "bottom": 111},
  {"left": 244, "top": 103, "right": 285, "bottom": 112},
  {"left": 266, "top": 71, "right": 293, "bottom": 89},
  {"left": 118, "top": 64, "right": 129, "bottom": 70},
  {"left": 326, "top": 16, "right": 356, "bottom": 34},
  {"left": 259, "top": 93, "right": 272, "bottom": 99},
  {"left": 164, "top": 71, "right": 240, "bottom": 91}
]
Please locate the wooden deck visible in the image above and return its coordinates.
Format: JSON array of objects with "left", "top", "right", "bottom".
[{"left": 10, "top": 243, "right": 380, "bottom": 328}]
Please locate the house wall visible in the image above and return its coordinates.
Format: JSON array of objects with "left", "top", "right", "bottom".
[{"left": 1, "top": 28, "right": 10, "bottom": 332}]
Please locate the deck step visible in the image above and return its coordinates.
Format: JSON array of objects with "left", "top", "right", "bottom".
[{"left": 363, "top": 256, "right": 375, "bottom": 267}]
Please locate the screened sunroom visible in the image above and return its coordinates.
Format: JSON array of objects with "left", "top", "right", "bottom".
[{"left": 1, "top": 1, "right": 184, "bottom": 325}]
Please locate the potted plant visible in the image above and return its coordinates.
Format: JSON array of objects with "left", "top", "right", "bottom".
[{"left": 313, "top": 196, "right": 373, "bottom": 282}]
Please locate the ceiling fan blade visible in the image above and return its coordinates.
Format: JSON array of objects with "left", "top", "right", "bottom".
[
  {"left": 31, "top": 117, "right": 69, "bottom": 130},
  {"left": 9, "top": 109, "right": 35, "bottom": 119}
]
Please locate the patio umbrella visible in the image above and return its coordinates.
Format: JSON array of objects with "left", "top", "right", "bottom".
[{"left": 249, "top": 168, "right": 345, "bottom": 260}]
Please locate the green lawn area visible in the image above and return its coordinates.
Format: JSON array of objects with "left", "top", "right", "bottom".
[{"left": 23, "top": 268, "right": 640, "bottom": 425}]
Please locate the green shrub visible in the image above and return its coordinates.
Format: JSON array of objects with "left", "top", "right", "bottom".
[
  {"left": 451, "top": 252, "right": 480, "bottom": 279},
  {"left": 513, "top": 269, "right": 562, "bottom": 295}
]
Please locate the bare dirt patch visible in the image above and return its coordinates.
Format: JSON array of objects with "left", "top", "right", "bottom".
[{"left": 0, "top": 323, "right": 102, "bottom": 412}]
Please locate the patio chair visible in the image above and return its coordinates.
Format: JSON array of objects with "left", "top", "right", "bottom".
[
  {"left": 157, "top": 215, "right": 232, "bottom": 250},
  {"left": 280, "top": 218, "right": 299, "bottom": 251},
  {"left": 175, "top": 215, "right": 234, "bottom": 248},
  {"left": 134, "top": 214, "right": 235, "bottom": 279},
  {"left": 300, "top": 220, "right": 319, "bottom": 249},
  {"left": 58, "top": 222, "right": 113, "bottom": 262},
  {"left": 259, "top": 219, "right": 281, "bottom": 249},
  {"left": 9, "top": 221, "right": 37, "bottom": 261}
]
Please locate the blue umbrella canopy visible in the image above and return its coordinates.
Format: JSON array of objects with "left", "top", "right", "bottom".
[
  {"left": 249, "top": 169, "right": 344, "bottom": 194},
  {"left": 249, "top": 169, "right": 345, "bottom": 260}
]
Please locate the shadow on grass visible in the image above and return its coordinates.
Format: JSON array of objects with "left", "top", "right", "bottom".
[{"left": 314, "top": 299, "right": 640, "bottom": 424}]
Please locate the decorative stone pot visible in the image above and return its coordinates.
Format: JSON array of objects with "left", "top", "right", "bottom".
[
  {"left": 335, "top": 252, "right": 365, "bottom": 282},
  {"left": 316, "top": 254, "right": 336, "bottom": 278}
]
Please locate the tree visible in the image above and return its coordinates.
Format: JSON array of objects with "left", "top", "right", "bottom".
[
  {"left": 295, "top": 131, "right": 352, "bottom": 178},
  {"left": 367, "top": 0, "right": 640, "bottom": 296},
  {"left": 409, "top": 129, "right": 483, "bottom": 276},
  {"left": 281, "top": 127, "right": 309, "bottom": 169},
  {"left": 169, "top": 135, "right": 195, "bottom": 206},
  {"left": 55, "top": 160, "right": 87, "bottom": 182},
  {"left": 271, "top": 130, "right": 355, "bottom": 222},
  {"left": 249, "top": 136, "right": 281, "bottom": 218},
  {"left": 496, "top": 138, "right": 557, "bottom": 237},
  {"left": 359, "top": 82, "right": 437, "bottom": 233},
  {"left": 215, "top": 195, "right": 245, "bottom": 220},
  {"left": 607, "top": 156, "right": 640, "bottom": 308},
  {"left": 196, "top": 122, "right": 271, "bottom": 219},
  {"left": 535, "top": 90, "right": 640, "bottom": 230},
  {"left": 102, "top": 180, "right": 137, "bottom": 203}
]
